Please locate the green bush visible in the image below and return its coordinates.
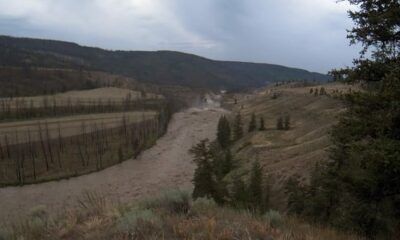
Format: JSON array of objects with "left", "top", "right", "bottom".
[
  {"left": 29, "top": 205, "right": 48, "bottom": 220},
  {"left": 1, "top": 204, "right": 52, "bottom": 240},
  {"left": 264, "top": 210, "right": 285, "bottom": 229},
  {"left": 191, "top": 197, "right": 217, "bottom": 214},
  {"left": 76, "top": 191, "right": 107, "bottom": 217},
  {"left": 117, "top": 208, "right": 160, "bottom": 233},
  {"left": 143, "top": 190, "right": 191, "bottom": 214}
]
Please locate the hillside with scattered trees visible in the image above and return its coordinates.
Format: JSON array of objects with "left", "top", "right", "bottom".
[{"left": 0, "top": 36, "right": 330, "bottom": 90}]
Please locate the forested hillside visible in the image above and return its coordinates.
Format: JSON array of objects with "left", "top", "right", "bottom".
[{"left": 0, "top": 36, "right": 330, "bottom": 90}]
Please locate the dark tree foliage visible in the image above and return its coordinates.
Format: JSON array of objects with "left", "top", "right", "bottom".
[
  {"left": 190, "top": 139, "right": 231, "bottom": 204},
  {"left": 248, "top": 161, "right": 265, "bottom": 212},
  {"left": 346, "top": 0, "right": 400, "bottom": 56},
  {"left": 231, "top": 160, "right": 270, "bottom": 213},
  {"left": 213, "top": 148, "right": 233, "bottom": 182},
  {"left": 286, "top": 1, "right": 400, "bottom": 238},
  {"left": 190, "top": 138, "right": 270, "bottom": 213},
  {"left": 248, "top": 113, "right": 257, "bottom": 132},
  {"left": 221, "top": 149, "right": 233, "bottom": 177},
  {"left": 217, "top": 115, "right": 231, "bottom": 149},
  {"left": 232, "top": 177, "right": 248, "bottom": 208},
  {"left": 190, "top": 140, "right": 218, "bottom": 201},
  {"left": 233, "top": 112, "right": 244, "bottom": 141},
  {"left": 285, "top": 175, "right": 306, "bottom": 215}
]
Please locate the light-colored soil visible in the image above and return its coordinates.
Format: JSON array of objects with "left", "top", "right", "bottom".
[
  {"left": 0, "top": 111, "right": 156, "bottom": 145},
  {"left": 0, "top": 102, "right": 227, "bottom": 222}
]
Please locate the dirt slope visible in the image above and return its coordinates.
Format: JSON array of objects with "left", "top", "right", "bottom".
[{"left": 0, "top": 102, "right": 227, "bottom": 222}]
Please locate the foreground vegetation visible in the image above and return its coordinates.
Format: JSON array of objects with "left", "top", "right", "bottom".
[
  {"left": 193, "top": 1, "right": 400, "bottom": 239},
  {"left": 285, "top": 0, "right": 400, "bottom": 238},
  {"left": 0, "top": 191, "right": 362, "bottom": 240}
]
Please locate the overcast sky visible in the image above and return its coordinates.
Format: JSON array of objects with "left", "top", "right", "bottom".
[{"left": 0, "top": 0, "right": 360, "bottom": 73}]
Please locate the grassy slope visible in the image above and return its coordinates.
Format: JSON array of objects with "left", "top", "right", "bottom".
[{"left": 224, "top": 83, "right": 355, "bottom": 209}]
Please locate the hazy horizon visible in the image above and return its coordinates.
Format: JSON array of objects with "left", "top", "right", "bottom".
[{"left": 0, "top": 0, "right": 360, "bottom": 73}]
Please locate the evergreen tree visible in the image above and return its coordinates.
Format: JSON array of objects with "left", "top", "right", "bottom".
[
  {"left": 285, "top": 175, "right": 306, "bottom": 215},
  {"left": 233, "top": 112, "right": 243, "bottom": 141},
  {"left": 248, "top": 160, "right": 264, "bottom": 212},
  {"left": 231, "top": 177, "right": 248, "bottom": 208},
  {"left": 259, "top": 116, "right": 265, "bottom": 131},
  {"left": 248, "top": 112, "right": 257, "bottom": 132},
  {"left": 190, "top": 140, "right": 216, "bottom": 200},
  {"left": 213, "top": 148, "right": 233, "bottom": 181},
  {"left": 289, "top": 1, "right": 400, "bottom": 237},
  {"left": 217, "top": 115, "right": 231, "bottom": 148},
  {"left": 221, "top": 149, "right": 233, "bottom": 176},
  {"left": 191, "top": 140, "right": 228, "bottom": 205}
]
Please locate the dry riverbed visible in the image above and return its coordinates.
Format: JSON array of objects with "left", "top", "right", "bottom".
[{"left": 0, "top": 103, "right": 227, "bottom": 222}]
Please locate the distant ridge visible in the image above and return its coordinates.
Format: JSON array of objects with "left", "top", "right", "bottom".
[{"left": 0, "top": 35, "right": 331, "bottom": 90}]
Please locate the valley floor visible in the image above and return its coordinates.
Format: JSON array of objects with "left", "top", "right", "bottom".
[{"left": 0, "top": 103, "right": 227, "bottom": 223}]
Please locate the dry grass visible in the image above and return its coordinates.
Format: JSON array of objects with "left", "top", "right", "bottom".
[
  {"left": 224, "top": 83, "right": 356, "bottom": 209},
  {"left": 0, "top": 191, "right": 363, "bottom": 240}
]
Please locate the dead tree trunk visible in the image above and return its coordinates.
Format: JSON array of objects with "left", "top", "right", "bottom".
[
  {"left": 38, "top": 122, "right": 49, "bottom": 171},
  {"left": 57, "top": 122, "right": 63, "bottom": 168},
  {"left": 27, "top": 130, "right": 37, "bottom": 180},
  {"left": 14, "top": 131, "right": 22, "bottom": 184},
  {"left": 45, "top": 121, "right": 54, "bottom": 164}
]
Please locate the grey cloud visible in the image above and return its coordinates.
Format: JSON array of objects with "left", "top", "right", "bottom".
[{"left": 0, "top": 0, "right": 360, "bottom": 73}]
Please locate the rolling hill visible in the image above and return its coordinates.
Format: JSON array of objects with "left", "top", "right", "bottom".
[
  {"left": 222, "top": 83, "right": 354, "bottom": 210},
  {"left": 0, "top": 35, "right": 331, "bottom": 90}
]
